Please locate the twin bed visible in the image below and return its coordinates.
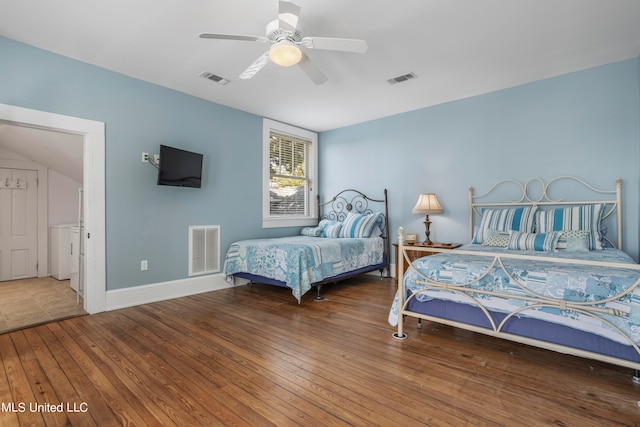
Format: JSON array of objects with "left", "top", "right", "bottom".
[
  {"left": 224, "top": 189, "right": 391, "bottom": 302},
  {"left": 390, "top": 177, "right": 640, "bottom": 380}
]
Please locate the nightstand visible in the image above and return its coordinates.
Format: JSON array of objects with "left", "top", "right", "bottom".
[{"left": 393, "top": 242, "right": 462, "bottom": 281}]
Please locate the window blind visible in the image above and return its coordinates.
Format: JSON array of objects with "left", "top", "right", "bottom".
[{"left": 268, "top": 131, "right": 312, "bottom": 217}]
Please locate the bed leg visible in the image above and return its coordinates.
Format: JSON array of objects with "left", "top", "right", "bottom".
[
  {"left": 314, "top": 284, "right": 324, "bottom": 301},
  {"left": 633, "top": 370, "right": 640, "bottom": 384},
  {"left": 417, "top": 318, "right": 422, "bottom": 329},
  {"left": 393, "top": 315, "right": 408, "bottom": 340}
]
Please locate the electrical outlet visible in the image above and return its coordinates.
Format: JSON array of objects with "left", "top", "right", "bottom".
[
  {"left": 142, "top": 152, "right": 149, "bottom": 163},
  {"left": 153, "top": 154, "right": 160, "bottom": 164},
  {"left": 141, "top": 260, "right": 148, "bottom": 271}
]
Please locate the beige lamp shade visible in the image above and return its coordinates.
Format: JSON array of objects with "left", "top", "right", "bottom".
[{"left": 412, "top": 194, "right": 443, "bottom": 214}]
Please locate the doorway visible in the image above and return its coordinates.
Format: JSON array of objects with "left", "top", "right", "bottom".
[{"left": 0, "top": 103, "right": 106, "bottom": 313}]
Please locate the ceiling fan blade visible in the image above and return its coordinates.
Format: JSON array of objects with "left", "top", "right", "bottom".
[
  {"left": 301, "top": 37, "right": 368, "bottom": 53},
  {"left": 298, "top": 54, "right": 327, "bottom": 85},
  {"left": 278, "top": 1, "right": 301, "bottom": 32},
  {"left": 239, "top": 51, "right": 271, "bottom": 80},
  {"left": 199, "top": 33, "right": 269, "bottom": 43}
]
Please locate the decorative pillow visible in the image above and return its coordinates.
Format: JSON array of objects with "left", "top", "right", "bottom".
[
  {"left": 300, "top": 226, "right": 323, "bottom": 237},
  {"left": 323, "top": 221, "right": 343, "bottom": 238},
  {"left": 556, "top": 229, "right": 591, "bottom": 250},
  {"left": 482, "top": 229, "right": 509, "bottom": 247},
  {"left": 472, "top": 206, "right": 538, "bottom": 244},
  {"left": 564, "top": 236, "right": 590, "bottom": 252},
  {"left": 535, "top": 204, "right": 604, "bottom": 250},
  {"left": 507, "top": 230, "right": 562, "bottom": 252},
  {"left": 338, "top": 212, "right": 383, "bottom": 238}
]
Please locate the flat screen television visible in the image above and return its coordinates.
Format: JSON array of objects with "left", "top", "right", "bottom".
[{"left": 157, "top": 144, "right": 203, "bottom": 188}]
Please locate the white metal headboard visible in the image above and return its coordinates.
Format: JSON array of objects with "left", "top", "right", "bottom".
[{"left": 469, "top": 176, "right": 623, "bottom": 249}]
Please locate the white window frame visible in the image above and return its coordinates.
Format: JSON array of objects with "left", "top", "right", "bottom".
[{"left": 262, "top": 118, "right": 318, "bottom": 228}]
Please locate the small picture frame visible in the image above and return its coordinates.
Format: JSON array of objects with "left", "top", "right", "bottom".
[{"left": 405, "top": 234, "right": 417, "bottom": 245}]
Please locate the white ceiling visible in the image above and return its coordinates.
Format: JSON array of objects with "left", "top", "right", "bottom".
[{"left": 1, "top": 0, "right": 640, "bottom": 133}]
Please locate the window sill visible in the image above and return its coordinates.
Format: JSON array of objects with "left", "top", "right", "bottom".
[{"left": 262, "top": 217, "right": 318, "bottom": 229}]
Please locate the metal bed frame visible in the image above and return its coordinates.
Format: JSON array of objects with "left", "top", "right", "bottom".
[
  {"left": 232, "top": 188, "right": 391, "bottom": 300},
  {"left": 393, "top": 177, "right": 640, "bottom": 381}
]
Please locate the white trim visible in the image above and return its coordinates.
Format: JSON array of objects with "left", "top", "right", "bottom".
[
  {"left": 262, "top": 118, "right": 318, "bottom": 228},
  {"left": 0, "top": 103, "right": 106, "bottom": 313},
  {"left": 105, "top": 274, "right": 232, "bottom": 311}
]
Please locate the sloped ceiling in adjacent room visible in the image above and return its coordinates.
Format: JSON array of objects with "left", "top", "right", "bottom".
[{"left": 0, "top": 123, "right": 83, "bottom": 184}]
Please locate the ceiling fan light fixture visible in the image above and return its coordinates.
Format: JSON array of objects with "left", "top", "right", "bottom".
[{"left": 269, "top": 40, "right": 302, "bottom": 67}]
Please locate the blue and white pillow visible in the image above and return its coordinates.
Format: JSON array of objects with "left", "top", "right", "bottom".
[
  {"left": 473, "top": 206, "right": 537, "bottom": 244},
  {"left": 507, "top": 230, "right": 562, "bottom": 252},
  {"left": 300, "top": 226, "right": 323, "bottom": 237},
  {"left": 338, "top": 212, "right": 383, "bottom": 238},
  {"left": 535, "top": 204, "right": 603, "bottom": 250},
  {"left": 323, "top": 221, "right": 343, "bottom": 238},
  {"left": 482, "top": 229, "right": 509, "bottom": 247},
  {"left": 556, "top": 229, "right": 591, "bottom": 251}
]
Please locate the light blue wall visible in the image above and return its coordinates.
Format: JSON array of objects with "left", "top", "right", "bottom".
[
  {"left": 0, "top": 37, "right": 300, "bottom": 290},
  {"left": 319, "top": 58, "right": 640, "bottom": 261},
  {"left": 3, "top": 35, "right": 639, "bottom": 293}
]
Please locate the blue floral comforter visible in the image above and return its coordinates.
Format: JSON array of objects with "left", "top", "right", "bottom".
[
  {"left": 389, "top": 245, "right": 640, "bottom": 346},
  {"left": 224, "top": 236, "right": 384, "bottom": 302}
]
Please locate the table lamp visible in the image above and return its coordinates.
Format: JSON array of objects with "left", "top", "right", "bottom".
[{"left": 412, "top": 193, "right": 443, "bottom": 245}]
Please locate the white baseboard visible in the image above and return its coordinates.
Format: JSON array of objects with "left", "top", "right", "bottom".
[
  {"left": 106, "top": 274, "right": 233, "bottom": 311},
  {"left": 105, "top": 267, "right": 395, "bottom": 312}
]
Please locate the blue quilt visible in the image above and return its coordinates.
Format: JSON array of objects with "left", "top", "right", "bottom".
[
  {"left": 389, "top": 245, "right": 640, "bottom": 346},
  {"left": 224, "top": 236, "right": 384, "bottom": 302}
]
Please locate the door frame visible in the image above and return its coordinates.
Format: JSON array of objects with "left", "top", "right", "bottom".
[{"left": 0, "top": 103, "right": 106, "bottom": 313}]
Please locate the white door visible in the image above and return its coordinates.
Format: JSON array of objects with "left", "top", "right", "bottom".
[{"left": 0, "top": 168, "right": 38, "bottom": 281}]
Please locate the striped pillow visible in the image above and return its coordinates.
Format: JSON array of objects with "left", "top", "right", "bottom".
[
  {"left": 339, "top": 212, "right": 383, "bottom": 238},
  {"left": 535, "top": 204, "right": 603, "bottom": 250},
  {"left": 508, "top": 230, "right": 561, "bottom": 252},
  {"left": 473, "top": 206, "right": 537, "bottom": 244},
  {"left": 323, "top": 221, "right": 343, "bottom": 238}
]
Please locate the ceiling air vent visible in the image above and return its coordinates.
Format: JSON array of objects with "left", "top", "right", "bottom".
[
  {"left": 199, "top": 71, "right": 230, "bottom": 85},
  {"left": 387, "top": 72, "right": 417, "bottom": 85}
]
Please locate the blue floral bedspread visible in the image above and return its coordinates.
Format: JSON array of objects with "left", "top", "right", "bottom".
[
  {"left": 389, "top": 245, "right": 640, "bottom": 346},
  {"left": 224, "top": 236, "right": 384, "bottom": 302}
]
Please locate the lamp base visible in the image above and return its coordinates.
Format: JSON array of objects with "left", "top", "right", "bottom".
[{"left": 423, "top": 215, "right": 433, "bottom": 245}]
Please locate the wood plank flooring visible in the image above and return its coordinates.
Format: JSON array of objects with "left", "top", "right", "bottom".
[{"left": 1, "top": 276, "right": 640, "bottom": 426}]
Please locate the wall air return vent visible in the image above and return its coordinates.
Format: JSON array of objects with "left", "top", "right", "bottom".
[
  {"left": 189, "top": 225, "right": 220, "bottom": 276},
  {"left": 387, "top": 72, "right": 417, "bottom": 85},
  {"left": 198, "top": 71, "right": 231, "bottom": 85}
]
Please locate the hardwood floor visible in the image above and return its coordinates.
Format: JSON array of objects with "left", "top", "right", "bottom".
[{"left": 1, "top": 276, "right": 639, "bottom": 426}]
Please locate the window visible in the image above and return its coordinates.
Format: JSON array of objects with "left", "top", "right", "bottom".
[{"left": 263, "top": 118, "right": 318, "bottom": 228}]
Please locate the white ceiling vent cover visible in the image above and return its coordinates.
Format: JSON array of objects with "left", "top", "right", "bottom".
[
  {"left": 198, "top": 71, "right": 230, "bottom": 85},
  {"left": 189, "top": 225, "right": 220, "bottom": 276},
  {"left": 387, "top": 72, "right": 417, "bottom": 85}
]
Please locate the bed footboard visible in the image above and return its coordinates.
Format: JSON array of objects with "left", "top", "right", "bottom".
[{"left": 393, "top": 227, "right": 640, "bottom": 373}]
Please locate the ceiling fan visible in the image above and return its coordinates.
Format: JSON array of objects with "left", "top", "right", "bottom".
[{"left": 199, "top": 1, "right": 368, "bottom": 85}]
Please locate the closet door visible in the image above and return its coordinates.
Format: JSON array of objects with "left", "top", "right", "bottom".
[{"left": 0, "top": 168, "right": 38, "bottom": 281}]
